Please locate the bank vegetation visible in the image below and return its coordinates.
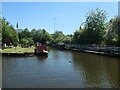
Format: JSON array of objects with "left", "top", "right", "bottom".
[{"left": 0, "top": 8, "right": 120, "bottom": 49}]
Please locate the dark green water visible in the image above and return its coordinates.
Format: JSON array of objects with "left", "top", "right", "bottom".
[{"left": 2, "top": 47, "right": 118, "bottom": 88}]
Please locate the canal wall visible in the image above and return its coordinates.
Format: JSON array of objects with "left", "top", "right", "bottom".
[
  {"left": 51, "top": 44, "right": 120, "bottom": 58},
  {"left": 1, "top": 44, "right": 120, "bottom": 57},
  {"left": 1, "top": 52, "right": 34, "bottom": 56}
]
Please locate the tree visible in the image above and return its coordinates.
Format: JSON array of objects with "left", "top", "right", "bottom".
[
  {"left": 19, "top": 28, "right": 30, "bottom": 39},
  {"left": 73, "top": 28, "right": 89, "bottom": 44},
  {"left": 20, "top": 38, "right": 34, "bottom": 47},
  {"left": 18, "top": 28, "right": 34, "bottom": 46},
  {"left": 73, "top": 30, "right": 81, "bottom": 44},
  {"left": 51, "top": 31, "right": 65, "bottom": 44},
  {"left": 2, "top": 18, "right": 19, "bottom": 46},
  {"left": 63, "top": 34, "right": 73, "bottom": 44},
  {"left": 30, "top": 29, "right": 51, "bottom": 44},
  {"left": 39, "top": 29, "right": 51, "bottom": 44},
  {"left": 105, "top": 16, "right": 120, "bottom": 46},
  {"left": 9, "top": 25, "right": 19, "bottom": 46},
  {"left": 83, "top": 8, "right": 107, "bottom": 44}
]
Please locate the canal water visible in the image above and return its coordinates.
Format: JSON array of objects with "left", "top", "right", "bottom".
[{"left": 2, "top": 47, "right": 118, "bottom": 88}]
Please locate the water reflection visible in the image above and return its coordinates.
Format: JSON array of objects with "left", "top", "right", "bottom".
[
  {"left": 2, "top": 48, "right": 118, "bottom": 88},
  {"left": 71, "top": 51, "right": 118, "bottom": 88},
  {"left": 37, "top": 55, "right": 48, "bottom": 60}
]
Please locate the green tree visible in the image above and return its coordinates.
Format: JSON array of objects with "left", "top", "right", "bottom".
[
  {"left": 83, "top": 8, "right": 107, "bottom": 44},
  {"left": 51, "top": 31, "right": 65, "bottom": 44},
  {"left": 73, "top": 30, "right": 81, "bottom": 44},
  {"left": 63, "top": 34, "right": 73, "bottom": 44},
  {"left": 105, "top": 16, "right": 120, "bottom": 46},
  {"left": 30, "top": 29, "right": 51, "bottom": 44},
  {"left": 19, "top": 28, "right": 30, "bottom": 39},
  {"left": 2, "top": 18, "right": 19, "bottom": 46},
  {"left": 20, "top": 38, "right": 34, "bottom": 47}
]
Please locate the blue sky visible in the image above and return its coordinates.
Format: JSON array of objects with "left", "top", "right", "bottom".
[{"left": 2, "top": 2, "right": 118, "bottom": 35}]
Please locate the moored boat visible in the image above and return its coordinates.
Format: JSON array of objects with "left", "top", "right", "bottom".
[{"left": 34, "top": 42, "right": 48, "bottom": 56}]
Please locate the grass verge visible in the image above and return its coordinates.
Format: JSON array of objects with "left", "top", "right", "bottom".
[{"left": 1, "top": 46, "right": 35, "bottom": 53}]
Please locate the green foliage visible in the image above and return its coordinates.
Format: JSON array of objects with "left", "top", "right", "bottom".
[
  {"left": 73, "top": 8, "right": 107, "bottom": 44},
  {"left": 63, "top": 34, "right": 73, "bottom": 44},
  {"left": 2, "top": 18, "right": 19, "bottom": 46},
  {"left": 19, "top": 28, "right": 30, "bottom": 39},
  {"left": 20, "top": 37, "right": 34, "bottom": 47},
  {"left": 18, "top": 28, "right": 35, "bottom": 46},
  {"left": 20, "top": 38, "right": 29, "bottom": 47},
  {"left": 1, "top": 8, "right": 119, "bottom": 47},
  {"left": 84, "top": 8, "right": 107, "bottom": 44},
  {"left": 105, "top": 16, "right": 120, "bottom": 46},
  {"left": 30, "top": 29, "right": 51, "bottom": 44},
  {"left": 73, "top": 30, "right": 81, "bottom": 44},
  {"left": 51, "top": 31, "right": 65, "bottom": 44}
]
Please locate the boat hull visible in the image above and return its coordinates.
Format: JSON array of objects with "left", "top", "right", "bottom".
[
  {"left": 34, "top": 49, "right": 48, "bottom": 56},
  {"left": 35, "top": 52, "right": 48, "bottom": 56}
]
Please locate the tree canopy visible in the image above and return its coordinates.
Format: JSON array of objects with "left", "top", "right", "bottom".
[
  {"left": 1, "top": 8, "right": 119, "bottom": 47},
  {"left": 73, "top": 8, "right": 107, "bottom": 45},
  {"left": 105, "top": 16, "right": 120, "bottom": 46},
  {"left": 2, "top": 18, "right": 19, "bottom": 46}
]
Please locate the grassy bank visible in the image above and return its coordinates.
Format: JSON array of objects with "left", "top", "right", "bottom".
[{"left": 1, "top": 46, "right": 35, "bottom": 53}]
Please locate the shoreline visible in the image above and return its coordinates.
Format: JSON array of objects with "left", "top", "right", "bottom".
[
  {"left": 51, "top": 44, "right": 120, "bottom": 58},
  {"left": 68, "top": 48, "right": 119, "bottom": 58},
  {"left": 1, "top": 45, "right": 120, "bottom": 58},
  {"left": 1, "top": 52, "right": 34, "bottom": 56}
]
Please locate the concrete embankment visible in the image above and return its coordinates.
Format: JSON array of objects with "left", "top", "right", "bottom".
[
  {"left": 1, "top": 52, "right": 34, "bottom": 56},
  {"left": 52, "top": 44, "right": 120, "bottom": 58}
]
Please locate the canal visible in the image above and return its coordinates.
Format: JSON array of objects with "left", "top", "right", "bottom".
[{"left": 2, "top": 47, "right": 119, "bottom": 88}]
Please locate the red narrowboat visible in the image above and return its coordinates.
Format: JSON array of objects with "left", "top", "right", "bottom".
[{"left": 34, "top": 42, "right": 48, "bottom": 55}]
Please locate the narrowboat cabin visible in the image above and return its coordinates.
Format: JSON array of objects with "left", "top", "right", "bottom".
[{"left": 34, "top": 42, "right": 48, "bottom": 56}]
